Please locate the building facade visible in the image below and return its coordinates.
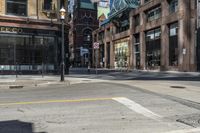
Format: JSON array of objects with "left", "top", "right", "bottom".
[
  {"left": 93, "top": 0, "right": 198, "bottom": 72},
  {"left": 69, "top": 0, "right": 98, "bottom": 67},
  {"left": 0, "top": 0, "right": 69, "bottom": 74}
]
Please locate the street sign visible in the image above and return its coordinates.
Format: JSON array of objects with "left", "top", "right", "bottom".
[
  {"left": 80, "top": 47, "right": 89, "bottom": 56},
  {"left": 93, "top": 42, "right": 99, "bottom": 49}
]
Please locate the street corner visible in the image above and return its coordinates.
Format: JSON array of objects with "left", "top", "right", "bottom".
[{"left": 35, "top": 80, "right": 71, "bottom": 87}]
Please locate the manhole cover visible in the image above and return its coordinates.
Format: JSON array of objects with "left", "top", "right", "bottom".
[
  {"left": 176, "top": 114, "right": 200, "bottom": 127},
  {"left": 170, "top": 86, "right": 186, "bottom": 89}
]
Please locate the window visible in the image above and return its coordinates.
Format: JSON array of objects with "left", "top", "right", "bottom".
[
  {"left": 83, "top": 30, "right": 92, "bottom": 42},
  {"left": 0, "top": 34, "right": 56, "bottom": 71},
  {"left": 147, "top": 6, "right": 161, "bottom": 22},
  {"left": 98, "top": 31, "right": 104, "bottom": 40},
  {"left": 6, "top": 0, "right": 27, "bottom": 16},
  {"left": 134, "top": 15, "right": 140, "bottom": 27},
  {"left": 146, "top": 28, "right": 161, "bottom": 69},
  {"left": 134, "top": 34, "right": 140, "bottom": 69},
  {"left": 169, "top": 22, "right": 178, "bottom": 66},
  {"left": 43, "top": 0, "right": 53, "bottom": 10},
  {"left": 169, "top": 0, "right": 178, "bottom": 13},
  {"left": 144, "top": 0, "right": 150, "bottom": 3}
]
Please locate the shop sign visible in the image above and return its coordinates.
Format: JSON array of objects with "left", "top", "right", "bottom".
[{"left": 0, "top": 26, "right": 23, "bottom": 33}]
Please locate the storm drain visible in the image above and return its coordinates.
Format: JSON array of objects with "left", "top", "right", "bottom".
[
  {"left": 170, "top": 86, "right": 186, "bottom": 89},
  {"left": 176, "top": 114, "right": 200, "bottom": 127},
  {"left": 9, "top": 85, "right": 24, "bottom": 89}
]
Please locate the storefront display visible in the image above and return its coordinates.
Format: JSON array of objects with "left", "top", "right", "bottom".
[
  {"left": 0, "top": 26, "right": 60, "bottom": 74},
  {"left": 114, "top": 39, "right": 129, "bottom": 68}
]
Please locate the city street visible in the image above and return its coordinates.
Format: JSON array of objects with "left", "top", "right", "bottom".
[
  {"left": 0, "top": 0, "right": 200, "bottom": 133},
  {"left": 0, "top": 71, "right": 200, "bottom": 133}
]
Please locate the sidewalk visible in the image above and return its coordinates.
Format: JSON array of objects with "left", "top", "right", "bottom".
[
  {"left": 123, "top": 80, "right": 200, "bottom": 107},
  {"left": 70, "top": 67, "right": 200, "bottom": 76},
  {"left": 0, "top": 75, "right": 70, "bottom": 89},
  {"left": 0, "top": 70, "right": 199, "bottom": 89}
]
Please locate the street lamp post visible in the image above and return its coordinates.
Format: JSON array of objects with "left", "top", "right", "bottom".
[{"left": 60, "top": 7, "right": 66, "bottom": 82}]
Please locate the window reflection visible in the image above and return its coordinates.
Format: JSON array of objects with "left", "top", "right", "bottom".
[
  {"left": 0, "top": 34, "right": 57, "bottom": 71},
  {"left": 146, "top": 28, "right": 161, "bottom": 69}
]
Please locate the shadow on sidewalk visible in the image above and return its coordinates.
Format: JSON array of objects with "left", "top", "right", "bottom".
[
  {"left": 0, "top": 120, "right": 46, "bottom": 133},
  {"left": 69, "top": 70, "right": 200, "bottom": 81}
]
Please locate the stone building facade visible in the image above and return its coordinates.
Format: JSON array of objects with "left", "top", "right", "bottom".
[
  {"left": 69, "top": 0, "right": 99, "bottom": 67},
  {"left": 93, "top": 0, "right": 198, "bottom": 72},
  {"left": 0, "top": 0, "right": 69, "bottom": 74}
]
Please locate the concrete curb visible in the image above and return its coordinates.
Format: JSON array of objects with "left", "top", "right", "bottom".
[{"left": 0, "top": 80, "right": 71, "bottom": 89}]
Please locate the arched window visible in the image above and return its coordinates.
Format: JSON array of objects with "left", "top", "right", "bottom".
[{"left": 83, "top": 29, "right": 92, "bottom": 42}]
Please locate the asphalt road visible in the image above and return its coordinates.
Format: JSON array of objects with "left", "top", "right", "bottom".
[{"left": 0, "top": 77, "right": 200, "bottom": 133}]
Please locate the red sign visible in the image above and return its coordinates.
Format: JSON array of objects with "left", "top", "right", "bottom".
[{"left": 93, "top": 42, "right": 99, "bottom": 49}]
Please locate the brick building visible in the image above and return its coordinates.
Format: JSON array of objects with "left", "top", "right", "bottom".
[
  {"left": 93, "top": 0, "right": 198, "bottom": 72},
  {"left": 69, "top": 0, "right": 98, "bottom": 67},
  {"left": 0, "top": 0, "right": 69, "bottom": 74}
]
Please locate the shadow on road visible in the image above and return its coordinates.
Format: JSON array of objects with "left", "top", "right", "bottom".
[
  {"left": 0, "top": 120, "right": 46, "bottom": 133},
  {"left": 69, "top": 70, "right": 200, "bottom": 81}
]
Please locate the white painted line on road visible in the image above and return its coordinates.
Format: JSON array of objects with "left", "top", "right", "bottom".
[
  {"left": 112, "top": 97, "right": 162, "bottom": 121},
  {"left": 163, "top": 128, "right": 200, "bottom": 133}
]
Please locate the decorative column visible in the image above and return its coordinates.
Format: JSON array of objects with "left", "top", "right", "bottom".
[
  {"left": 189, "top": 0, "right": 197, "bottom": 71},
  {"left": 129, "top": 15, "right": 134, "bottom": 69},
  {"left": 140, "top": 0, "right": 144, "bottom": 5},
  {"left": 161, "top": 0, "right": 169, "bottom": 71},
  {"left": 110, "top": 41, "right": 115, "bottom": 69},
  {"left": 178, "top": 0, "right": 190, "bottom": 71},
  {"left": 109, "top": 24, "right": 115, "bottom": 69},
  {"left": 139, "top": 12, "right": 146, "bottom": 70},
  {"left": 104, "top": 29, "right": 108, "bottom": 68}
]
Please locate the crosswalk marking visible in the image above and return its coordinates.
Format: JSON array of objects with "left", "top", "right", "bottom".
[{"left": 113, "top": 97, "right": 163, "bottom": 121}]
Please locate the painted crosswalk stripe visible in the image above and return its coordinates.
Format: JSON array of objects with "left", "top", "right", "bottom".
[{"left": 112, "top": 97, "right": 162, "bottom": 121}]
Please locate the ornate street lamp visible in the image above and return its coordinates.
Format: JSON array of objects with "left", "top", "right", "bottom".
[{"left": 60, "top": 7, "right": 66, "bottom": 82}]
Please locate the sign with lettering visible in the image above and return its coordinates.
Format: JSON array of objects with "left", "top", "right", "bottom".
[{"left": 0, "top": 27, "right": 23, "bottom": 33}]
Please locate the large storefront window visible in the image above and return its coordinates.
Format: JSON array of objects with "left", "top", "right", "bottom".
[
  {"left": 146, "top": 28, "right": 161, "bottom": 69},
  {"left": 169, "top": 22, "right": 178, "bottom": 66},
  {"left": 6, "top": 0, "right": 27, "bottom": 16},
  {"left": 0, "top": 34, "right": 57, "bottom": 72},
  {"left": 114, "top": 39, "right": 129, "bottom": 68}
]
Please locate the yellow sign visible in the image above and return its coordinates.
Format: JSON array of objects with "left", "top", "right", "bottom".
[{"left": 0, "top": 27, "right": 23, "bottom": 33}]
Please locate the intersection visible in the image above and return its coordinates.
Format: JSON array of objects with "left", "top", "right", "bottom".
[{"left": 0, "top": 71, "right": 200, "bottom": 133}]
